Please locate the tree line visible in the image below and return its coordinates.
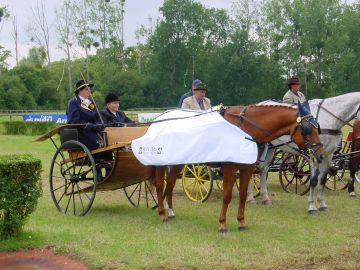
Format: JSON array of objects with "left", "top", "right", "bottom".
[{"left": 1, "top": 0, "right": 360, "bottom": 110}]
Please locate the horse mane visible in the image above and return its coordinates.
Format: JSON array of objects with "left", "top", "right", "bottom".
[{"left": 251, "top": 104, "right": 296, "bottom": 110}]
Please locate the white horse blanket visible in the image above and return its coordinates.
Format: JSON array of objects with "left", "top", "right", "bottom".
[{"left": 131, "top": 109, "right": 258, "bottom": 166}]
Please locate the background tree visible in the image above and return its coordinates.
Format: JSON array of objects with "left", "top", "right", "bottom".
[{"left": 27, "top": 0, "right": 51, "bottom": 66}]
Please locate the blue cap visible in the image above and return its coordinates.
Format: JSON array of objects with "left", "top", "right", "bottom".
[{"left": 192, "top": 79, "right": 202, "bottom": 87}]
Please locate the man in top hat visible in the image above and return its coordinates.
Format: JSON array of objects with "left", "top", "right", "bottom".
[
  {"left": 100, "top": 93, "right": 135, "bottom": 126},
  {"left": 283, "top": 77, "right": 306, "bottom": 104},
  {"left": 66, "top": 79, "right": 103, "bottom": 151},
  {"left": 181, "top": 79, "right": 211, "bottom": 110}
]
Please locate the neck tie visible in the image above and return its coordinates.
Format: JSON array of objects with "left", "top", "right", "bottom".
[{"left": 199, "top": 99, "right": 205, "bottom": 110}]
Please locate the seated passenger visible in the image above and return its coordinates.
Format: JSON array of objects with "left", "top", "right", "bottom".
[
  {"left": 101, "top": 93, "right": 135, "bottom": 127},
  {"left": 181, "top": 80, "right": 211, "bottom": 110},
  {"left": 177, "top": 79, "right": 202, "bottom": 108}
]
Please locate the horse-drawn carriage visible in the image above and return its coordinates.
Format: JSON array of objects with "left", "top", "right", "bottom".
[{"left": 36, "top": 125, "right": 159, "bottom": 216}]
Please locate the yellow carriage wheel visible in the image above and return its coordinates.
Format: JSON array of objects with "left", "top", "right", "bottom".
[
  {"left": 182, "top": 164, "right": 213, "bottom": 202},
  {"left": 215, "top": 169, "right": 261, "bottom": 198}
]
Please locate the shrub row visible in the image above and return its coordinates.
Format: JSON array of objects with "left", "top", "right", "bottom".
[
  {"left": 0, "top": 154, "right": 42, "bottom": 239},
  {"left": 2, "top": 121, "right": 56, "bottom": 135}
]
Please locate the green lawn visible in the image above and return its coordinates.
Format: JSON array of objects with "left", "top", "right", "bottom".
[{"left": 1, "top": 134, "right": 360, "bottom": 270}]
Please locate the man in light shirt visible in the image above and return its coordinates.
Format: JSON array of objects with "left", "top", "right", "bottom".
[{"left": 283, "top": 77, "right": 306, "bottom": 104}]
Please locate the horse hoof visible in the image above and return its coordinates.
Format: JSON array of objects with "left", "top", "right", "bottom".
[
  {"left": 262, "top": 200, "right": 272, "bottom": 206},
  {"left": 319, "top": 207, "right": 328, "bottom": 212},
  {"left": 349, "top": 192, "right": 356, "bottom": 198},
  {"left": 238, "top": 226, "right": 248, "bottom": 231},
  {"left": 308, "top": 209, "right": 318, "bottom": 215},
  {"left": 247, "top": 199, "right": 257, "bottom": 205},
  {"left": 168, "top": 215, "right": 175, "bottom": 219},
  {"left": 218, "top": 228, "right": 229, "bottom": 235},
  {"left": 162, "top": 218, "right": 169, "bottom": 223}
]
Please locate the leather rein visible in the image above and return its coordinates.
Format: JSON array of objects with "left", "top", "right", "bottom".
[{"left": 315, "top": 99, "right": 359, "bottom": 135}]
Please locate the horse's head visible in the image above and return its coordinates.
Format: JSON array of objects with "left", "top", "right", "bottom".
[{"left": 290, "top": 102, "right": 326, "bottom": 162}]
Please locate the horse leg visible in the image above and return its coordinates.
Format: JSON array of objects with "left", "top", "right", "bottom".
[
  {"left": 238, "top": 164, "right": 255, "bottom": 230},
  {"left": 317, "top": 158, "right": 332, "bottom": 211},
  {"left": 164, "top": 165, "right": 183, "bottom": 218},
  {"left": 219, "top": 163, "right": 237, "bottom": 234},
  {"left": 154, "top": 166, "right": 168, "bottom": 222},
  {"left": 260, "top": 148, "right": 274, "bottom": 205},
  {"left": 318, "top": 174, "right": 329, "bottom": 211},
  {"left": 348, "top": 153, "right": 358, "bottom": 197},
  {"left": 308, "top": 163, "right": 321, "bottom": 214}
]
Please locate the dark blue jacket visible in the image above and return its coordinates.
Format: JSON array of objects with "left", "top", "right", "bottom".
[
  {"left": 66, "top": 96, "right": 102, "bottom": 150},
  {"left": 100, "top": 109, "right": 135, "bottom": 126},
  {"left": 177, "top": 90, "right": 192, "bottom": 108}
]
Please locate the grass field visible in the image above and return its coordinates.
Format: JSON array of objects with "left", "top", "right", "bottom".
[{"left": 1, "top": 134, "right": 360, "bottom": 270}]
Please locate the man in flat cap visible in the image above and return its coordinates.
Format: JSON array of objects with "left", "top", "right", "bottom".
[
  {"left": 101, "top": 93, "right": 135, "bottom": 126},
  {"left": 181, "top": 79, "right": 211, "bottom": 110},
  {"left": 283, "top": 77, "right": 306, "bottom": 104}
]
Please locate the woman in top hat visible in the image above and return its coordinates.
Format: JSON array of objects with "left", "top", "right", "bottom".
[
  {"left": 100, "top": 93, "right": 135, "bottom": 126},
  {"left": 283, "top": 77, "right": 306, "bottom": 104},
  {"left": 66, "top": 79, "right": 103, "bottom": 150}
]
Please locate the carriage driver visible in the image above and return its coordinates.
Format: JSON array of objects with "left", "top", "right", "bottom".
[
  {"left": 181, "top": 80, "right": 211, "bottom": 110},
  {"left": 66, "top": 79, "right": 112, "bottom": 168},
  {"left": 283, "top": 77, "right": 306, "bottom": 104}
]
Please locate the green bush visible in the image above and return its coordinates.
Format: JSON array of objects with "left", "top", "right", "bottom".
[
  {"left": 0, "top": 154, "right": 42, "bottom": 239},
  {"left": 2, "top": 121, "right": 56, "bottom": 135}
]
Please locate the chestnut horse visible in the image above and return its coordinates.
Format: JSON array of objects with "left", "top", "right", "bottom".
[
  {"left": 152, "top": 104, "right": 325, "bottom": 233},
  {"left": 348, "top": 119, "right": 360, "bottom": 196}
]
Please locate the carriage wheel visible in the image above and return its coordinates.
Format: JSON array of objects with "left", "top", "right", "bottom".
[
  {"left": 49, "top": 140, "right": 97, "bottom": 216},
  {"left": 182, "top": 164, "right": 213, "bottom": 202},
  {"left": 325, "top": 160, "right": 348, "bottom": 190},
  {"left": 123, "top": 180, "right": 159, "bottom": 209},
  {"left": 279, "top": 153, "right": 311, "bottom": 196},
  {"left": 214, "top": 169, "right": 262, "bottom": 198}
]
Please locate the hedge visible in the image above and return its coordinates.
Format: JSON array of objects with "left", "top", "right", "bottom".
[
  {"left": 2, "top": 121, "right": 56, "bottom": 135},
  {"left": 0, "top": 154, "right": 42, "bottom": 239}
]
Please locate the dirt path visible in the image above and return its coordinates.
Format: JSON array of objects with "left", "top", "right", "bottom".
[{"left": 0, "top": 247, "right": 88, "bottom": 270}]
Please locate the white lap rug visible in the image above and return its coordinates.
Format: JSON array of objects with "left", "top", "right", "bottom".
[{"left": 131, "top": 109, "right": 258, "bottom": 166}]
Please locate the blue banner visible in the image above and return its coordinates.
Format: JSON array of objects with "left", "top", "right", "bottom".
[{"left": 23, "top": 114, "right": 67, "bottom": 124}]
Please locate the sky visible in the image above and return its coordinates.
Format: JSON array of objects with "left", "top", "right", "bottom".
[{"left": 0, "top": 0, "right": 234, "bottom": 67}]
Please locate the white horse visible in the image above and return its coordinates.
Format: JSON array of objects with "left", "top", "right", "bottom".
[{"left": 247, "top": 92, "right": 360, "bottom": 213}]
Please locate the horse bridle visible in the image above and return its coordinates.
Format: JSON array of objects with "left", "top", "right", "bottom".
[{"left": 290, "top": 114, "right": 324, "bottom": 155}]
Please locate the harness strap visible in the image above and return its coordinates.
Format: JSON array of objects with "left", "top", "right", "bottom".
[
  {"left": 315, "top": 99, "right": 324, "bottom": 122},
  {"left": 320, "top": 129, "right": 342, "bottom": 135},
  {"left": 317, "top": 102, "right": 353, "bottom": 128},
  {"left": 238, "top": 107, "right": 273, "bottom": 137}
]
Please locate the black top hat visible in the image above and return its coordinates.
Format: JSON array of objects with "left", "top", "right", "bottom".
[
  {"left": 105, "top": 93, "right": 119, "bottom": 104},
  {"left": 74, "top": 79, "right": 94, "bottom": 94}
]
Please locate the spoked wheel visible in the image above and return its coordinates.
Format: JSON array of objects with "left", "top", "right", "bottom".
[
  {"left": 325, "top": 160, "right": 348, "bottom": 190},
  {"left": 123, "top": 180, "right": 159, "bottom": 209},
  {"left": 279, "top": 153, "right": 311, "bottom": 196},
  {"left": 49, "top": 140, "right": 97, "bottom": 216},
  {"left": 182, "top": 164, "right": 213, "bottom": 202}
]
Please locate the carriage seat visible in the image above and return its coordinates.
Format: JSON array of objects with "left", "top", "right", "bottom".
[{"left": 60, "top": 129, "right": 80, "bottom": 150}]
